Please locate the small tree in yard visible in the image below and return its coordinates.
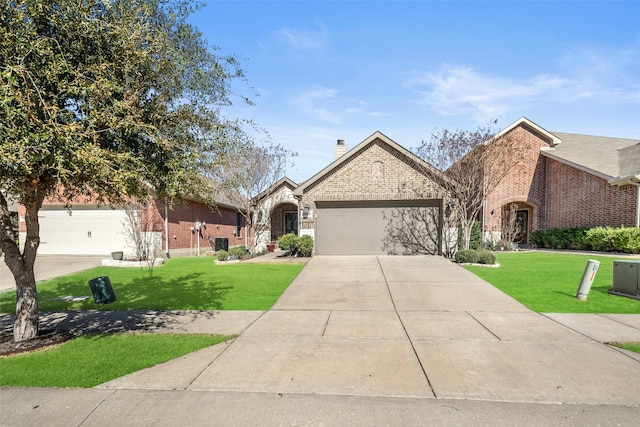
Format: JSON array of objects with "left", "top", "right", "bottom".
[
  {"left": 213, "top": 138, "right": 296, "bottom": 256},
  {"left": 122, "top": 200, "right": 159, "bottom": 268},
  {"left": 501, "top": 203, "right": 522, "bottom": 249},
  {"left": 416, "top": 126, "right": 525, "bottom": 250},
  {"left": 0, "top": 0, "right": 252, "bottom": 342}
]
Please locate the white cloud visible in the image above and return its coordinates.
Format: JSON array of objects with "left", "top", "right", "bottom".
[
  {"left": 407, "top": 44, "right": 640, "bottom": 124},
  {"left": 275, "top": 26, "right": 327, "bottom": 50},
  {"left": 291, "top": 87, "right": 342, "bottom": 123},
  {"left": 290, "top": 87, "right": 373, "bottom": 124}
]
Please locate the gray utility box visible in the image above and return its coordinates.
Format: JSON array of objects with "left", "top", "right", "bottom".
[{"left": 609, "top": 260, "right": 640, "bottom": 300}]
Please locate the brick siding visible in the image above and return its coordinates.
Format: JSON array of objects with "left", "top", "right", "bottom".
[
  {"left": 546, "top": 160, "right": 637, "bottom": 228},
  {"left": 485, "top": 125, "right": 550, "bottom": 238},
  {"left": 484, "top": 123, "right": 639, "bottom": 242},
  {"left": 299, "top": 138, "right": 446, "bottom": 231},
  {"left": 153, "top": 199, "right": 245, "bottom": 253}
]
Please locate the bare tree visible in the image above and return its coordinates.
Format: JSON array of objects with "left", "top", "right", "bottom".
[
  {"left": 501, "top": 203, "right": 522, "bottom": 250},
  {"left": 213, "top": 137, "right": 296, "bottom": 256},
  {"left": 416, "top": 126, "right": 525, "bottom": 250},
  {"left": 121, "top": 201, "right": 158, "bottom": 269}
]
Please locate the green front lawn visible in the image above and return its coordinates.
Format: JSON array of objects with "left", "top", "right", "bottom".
[
  {"left": 0, "top": 333, "right": 232, "bottom": 387},
  {"left": 0, "top": 257, "right": 305, "bottom": 312},
  {"left": 466, "top": 252, "right": 640, "bottom": 313}
]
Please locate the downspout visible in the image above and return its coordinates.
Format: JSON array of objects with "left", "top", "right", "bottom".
[{"left": 631, "top": 180, "right": 640, "bottom": 227}]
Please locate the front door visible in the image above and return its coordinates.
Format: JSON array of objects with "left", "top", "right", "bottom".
[
  {"left": 515, "top": 210, "right": 528, "bottom": 243},
  {"left": 284, "top": 211, "right": 298, "bottom": 235}
]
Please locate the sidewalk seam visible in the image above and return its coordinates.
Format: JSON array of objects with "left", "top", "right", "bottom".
[
  {"left": 376, "top": 256, "right": 437, "bottom": 399},
  {"left": 78, "top": 389, "right": 118, "bottom": 426}
]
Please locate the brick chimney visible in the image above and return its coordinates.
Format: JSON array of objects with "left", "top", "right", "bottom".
[{"left": 334, "top": 139, "right": 347, "bottom": 160}]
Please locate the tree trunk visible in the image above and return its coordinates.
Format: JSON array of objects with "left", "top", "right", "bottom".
[
  {"left": 1, "top": 187, "right": 43, "bottom": 342},
  {"left": 13, "top": 268, "right": 39, "bottom": 342},
  {"left": 461, "top": 222, "right": 472, "bottom": 250}
]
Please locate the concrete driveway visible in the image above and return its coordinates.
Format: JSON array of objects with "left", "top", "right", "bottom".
[
  {"left": 102, "top": 255, "right": 640, "bottom": 406},
  {"left": 0, "top": 255, "right": 104, "bottom": 292}
]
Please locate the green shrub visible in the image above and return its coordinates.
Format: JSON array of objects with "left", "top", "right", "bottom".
[
  {"left": 455, "top": 249, "right": 479, "bottom": 264},
  {"left": 584, "top": 226, "right": 640, "bottom": 254},
  {"left": 229, "top": 246, "right": 247, "bottom": 258},
  {"left": 216, "top": 250, "right": 229, "bottom": 261},
  {"left": 455, "top": 249, "right": 496, "bottom": 265},
  {"left": 296, "top": 235, "right": 314, "bottom": 257},
  {"left": 476, "top": 250, "right": 496, "bottom": 265},
  {"left": 532, "top": 226, "right": 640, "bottom": 254},
  {"left": 278, "top": 232, "right": 298, "bottom": 252},
  {"left": 530, "top": 227, "right": 588, "bottom": 250},
  {"left": 458, "top": 220, "right": 482, "bottom": 250}
]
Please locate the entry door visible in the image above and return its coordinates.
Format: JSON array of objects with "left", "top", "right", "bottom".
[
  {"left": 284, "top": 211, "right": 298, "bottom": 235},
  {"left": 515, "top": 210, "right": 528, "bottom": 243}
]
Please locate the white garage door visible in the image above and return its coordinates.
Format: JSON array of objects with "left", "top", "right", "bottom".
[
  {"left": 315, "top": 201, "right": 441, "bottom": 255},
  {"left": 37, "top": 208, "right": 128, "bottom": 255}
]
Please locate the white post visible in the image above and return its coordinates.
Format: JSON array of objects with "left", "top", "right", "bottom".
[{"left": 576, "top": 260, "right": 600, "bottom": 301}]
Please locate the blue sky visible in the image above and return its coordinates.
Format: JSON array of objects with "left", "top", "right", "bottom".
[{"left": 190, "top": 1, "right": 640, "bottom": 183}]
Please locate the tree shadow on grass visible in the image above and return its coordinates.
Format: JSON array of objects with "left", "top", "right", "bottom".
[
  {"left": 0, "top": 271, "right": 233, "bottom": 336},
  {"left": 38, "top": 272, "right": 232, "bottom": 312}
]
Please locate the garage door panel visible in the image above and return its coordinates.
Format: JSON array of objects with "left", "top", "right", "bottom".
[
  {"left": 38, "top": 209, "right": 128, "bottom": 255},
  {"left": 315, "top": 202, "right": 440, "bottom": 256}
]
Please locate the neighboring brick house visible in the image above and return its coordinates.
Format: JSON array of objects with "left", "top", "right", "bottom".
[
  {"left": 292, "top": 131, "right": 450, "bottom": 255},
  {"left": 19, "top": 194, "right": 245, "bottom": 257},
  {"left": 483, "top": 117, "right": 640, "bottom": 245}
]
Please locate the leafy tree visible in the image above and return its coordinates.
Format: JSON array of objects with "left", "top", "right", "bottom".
[
  {"left": 417, "top": 126, "right": 525, "bottom": 250},
  {"left": 0, "top": 0, "right": 251, "bottom": 341}
]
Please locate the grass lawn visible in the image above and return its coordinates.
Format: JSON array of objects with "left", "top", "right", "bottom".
[
  {"left": 0, "top": 333, "right": 232, "bottom": 387},
  {"left": 466, "top": 252, "right": 640, "bottom": 314},
  {"left": 613, "top": 342, "right": 640, "bottom": 353},
  {"left": 0, "top": 257, "right": 305, "bottom": 312}
]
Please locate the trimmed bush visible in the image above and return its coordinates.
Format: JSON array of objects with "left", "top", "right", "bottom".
[
  {"left": 531, "top": 226, "right": 639, "bottom": 254},
  {"left": 216, "top": 250, "right": 229, "bottom": 261},
  {"left": 229, "top": 246, "right": 247, "bottom": 258},
  {"left": 455, "top": 249, "right": 496, "bottom": 265},
  {"left": 476, "top": 250, "right": 496, "bottom": 265},
  {"left": 455, "top": 249, "right": 479, "bottom": 264},
  {"left": 530, "top": 227, "right": 587, "bottom": 250},
  {"left": 296, "top": 235, "right": 314, "bottom": 257},
  {"left": 277, "top": 232, "right": 298, "bottom": 252}
]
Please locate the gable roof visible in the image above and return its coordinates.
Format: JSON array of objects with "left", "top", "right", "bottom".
[
  {"left": 294, "top": 131, "right": 447, "bottom": 196},
  {"left": 494, "top": 116, "right": 561, "bottom": 147},
  {"left": 498, "top": 117, "right": 639, "bottom": 185},
  {"left": 541, "top": 132, "right": 640, "bottom": 183},
  {"left": 253, "top": 176, "right": 298, "bottom": 203}
]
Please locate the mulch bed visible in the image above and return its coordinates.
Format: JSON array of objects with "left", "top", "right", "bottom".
[{"left": 0, "top": 329, "right": 76, "bottom": 357}]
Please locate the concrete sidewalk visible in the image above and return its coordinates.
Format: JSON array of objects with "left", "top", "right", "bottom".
[{"left": 2, "top": 255, "right": 640, "bottom": 426}]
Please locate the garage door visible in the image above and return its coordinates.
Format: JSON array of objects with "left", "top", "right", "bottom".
[
  {"left": 37, "top": 208, "right": 128, "bottom": 255},
  {"left": 315, "top": 201, "right": 441, "bottom": 255}
]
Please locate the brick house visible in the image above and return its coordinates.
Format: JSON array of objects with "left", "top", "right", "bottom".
[
  {"left": 292, "top": 131, "right": 450, "bottom": 255},
  {"left": 252, "top": 177, "right": 299, "bottom": 253},
  {"left": 19, "top": 195, "right": 245, "bottom": 258},
  {"left": 483, "top": 117, "right": 640, "bottom": 245}
]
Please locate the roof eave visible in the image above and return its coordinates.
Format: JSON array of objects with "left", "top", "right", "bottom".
[
  {"left": 293, "top": 131, "right": 447, "bottom": 196},
  {"left": 491, "top": 116, "right": 561, "bottom": 146},
  {"left": 608, "top": 174, "right": 640, "bottom": 186},
  {"left": 541, "top": 150, "right": 614, "bottom": 182}
]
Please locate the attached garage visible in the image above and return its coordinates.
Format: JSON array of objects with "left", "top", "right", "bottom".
[
  {"left": 294, "top": 131, "right": 449, "bottom": 256},
  {"left": 37, "top": 208, "right": 128, "bottom": 255},
  {"left": 315, "top": 201, "right": 442, "bottom": 255}
]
